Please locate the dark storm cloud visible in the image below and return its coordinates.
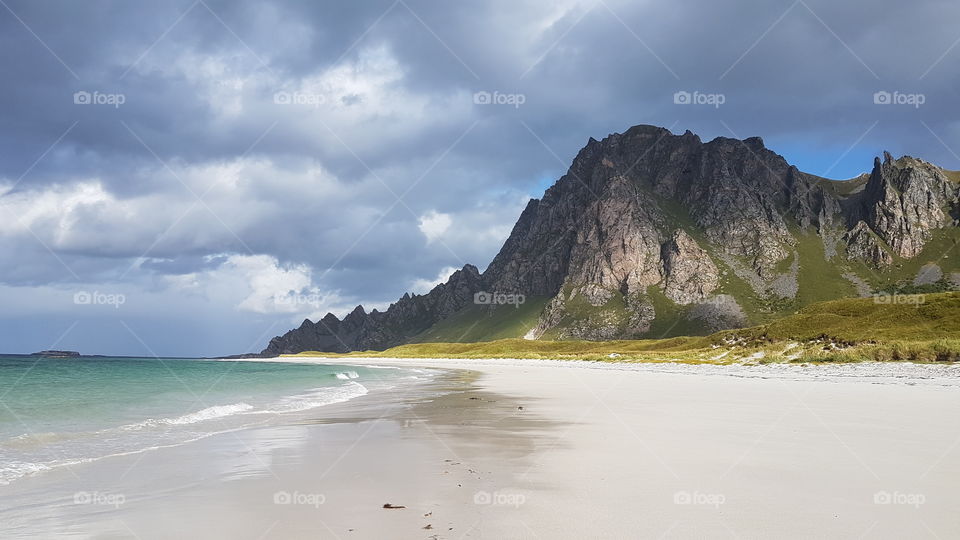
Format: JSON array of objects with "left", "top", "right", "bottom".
[{"left": 2, "top": 0, "right": 960, "bottom": 354}]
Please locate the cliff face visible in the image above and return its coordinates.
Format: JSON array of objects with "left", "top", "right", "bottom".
[
  {"left": 479, "top": 126, "right": 834, "bottom": 341},
  {"left": 263, "top": 125, "right": 960, "bottom": 355}
]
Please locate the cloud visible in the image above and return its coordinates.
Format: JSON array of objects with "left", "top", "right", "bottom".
[
  {"left": 223, "top": 255, "right": 312, "bottom": 313},
  {"left": 417, "top": 210, "right": 452, "bottom": 243},
  {"left": 3, "top": 0, "right": 960, "bottom": 355},
  {"left": 409, "top": 265, "right": 459, "bottom": 294}
]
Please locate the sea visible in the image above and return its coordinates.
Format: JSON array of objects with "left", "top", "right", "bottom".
[{"left": 0, "top": 355, "right": 429, "bottom": 486}]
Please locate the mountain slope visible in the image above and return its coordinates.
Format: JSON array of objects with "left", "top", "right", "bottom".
[
  {"left": 288, "top": 292, "right": 960, "bottom": 364},
  {"left": 263, "top": 125, "right": 960, "bottom": 355}
]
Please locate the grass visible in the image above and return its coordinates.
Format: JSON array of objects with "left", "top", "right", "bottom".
[
  {"left": 408, "top": 296, "right": 549, "bottom": 343},
  {"left": 735, "top": 290, "right": 960, "bottom": 342},
  {"left": 792, "top": 229, "right": 859, "bottom": 307},
  {"left": 884, "top": 230, "right": 960, "bottom": 288},
  {"left": 286, "top": 292, "right": 960, "bottom": 364},
  {"left": 642, "top": 285, "right": 709, "bottom": 338}
]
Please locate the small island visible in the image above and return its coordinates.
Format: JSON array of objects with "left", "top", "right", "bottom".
[{"left": 30, "top": 350, "right": 81, "bottom": 358}]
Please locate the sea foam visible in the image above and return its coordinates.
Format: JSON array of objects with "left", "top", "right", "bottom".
[
  {"left": 121, "top": 403, "right": 254, "bottom": 430},
  {"left": 267, "top": 381, "right": 368, "bottom": 413}
]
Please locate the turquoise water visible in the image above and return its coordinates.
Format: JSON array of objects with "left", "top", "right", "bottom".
[{"left": 0, "top": 355, "right": 420, "bottom": 485}]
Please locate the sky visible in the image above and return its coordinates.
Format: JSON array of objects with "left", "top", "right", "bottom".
[{"left": 1, "top": 0, "right": 959, "bottom": 356}]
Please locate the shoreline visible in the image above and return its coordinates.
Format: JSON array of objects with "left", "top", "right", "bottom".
[
  {"left": 3, "top": 358, "right": 959, "bottom": 538},
  {"left": 263, "top": 355, "right": 960, "bottom": 386}
]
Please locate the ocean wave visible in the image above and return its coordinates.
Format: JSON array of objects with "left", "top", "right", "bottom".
[
  {"left": 266, "top": 381, "right": 367, "bottom": 413},
  {"left": 121, "top": 403, "right": 254, "bottom": 430},
  {"left": 0, "top": 460, "right": 52, "bottom": 485},
  {"left": 2, "top": 431, "right": 73, "bottom": 449},
  {"left": 0, "top": 378, "right": 377, "bottom": 485},
  {"left": 334, "top": 370, "right": 359, "bottom": 380}
]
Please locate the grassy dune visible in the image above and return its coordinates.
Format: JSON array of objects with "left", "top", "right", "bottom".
[{"left": 287, "top": 292, "right": 960, "bottom": 364}]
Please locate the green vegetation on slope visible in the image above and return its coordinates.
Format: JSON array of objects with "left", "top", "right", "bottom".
[
  {"left": 736, "top": 290, "right": 960, "bottom": 342},
  {"left": 885, "top": 230, "right": 960, "bottom": 289},
  {"left": 289, "top": 292, "right": 960, "bottom": 364},
  {"left": 642, "top": 285, "right": 708, "bottom": 338},
  {"left": 792, "top": 229, "right": 858, "bottom": 307},
  {"left": 409, "top": 296, "right": 549, "bottom": 343},
  {"left": 538, "top": 287, "right": 634, "bottom": 340}
]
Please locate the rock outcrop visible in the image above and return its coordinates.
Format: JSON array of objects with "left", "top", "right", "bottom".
[
  {"left": 661, "top": 230, "right": 720, "bottom": 304},
  {"left": 845, "top": 153, "right": 957, "bottom": 261},
  {"left": 843, "top": 221, "right": 894, "bottom": 267}
]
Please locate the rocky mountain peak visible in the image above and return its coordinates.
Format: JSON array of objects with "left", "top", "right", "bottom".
[{"left": 262, "top": 125, "right": 960, "bottom": 355}]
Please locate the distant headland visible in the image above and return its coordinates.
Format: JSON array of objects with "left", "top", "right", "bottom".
[{"left": 30, "top": 350, "right": 81, "bottom": 358}]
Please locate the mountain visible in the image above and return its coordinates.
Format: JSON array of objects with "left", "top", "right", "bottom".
[{"left": 262, "top": 125, "right": 960, "bottom": 355}]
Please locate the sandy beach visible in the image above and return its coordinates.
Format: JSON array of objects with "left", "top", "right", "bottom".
[{"left": 2, "top": 358, "right": 959, "bottom": 539}]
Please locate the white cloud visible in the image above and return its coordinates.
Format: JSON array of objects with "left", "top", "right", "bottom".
[
  {"left": 0, "top": 157, "right": 374, "bottom": 259},
  {"left": 159, "top": 253, "right": 346, "bottom": 316},
  {"left": 409, "top": 265, "right": 459, "bottom": 294},
  {"left": 227, "top": 255, "right": 312, "bottom": 313},
  {"left": 418, "top": 210, "right": 452, "bottom": 243}
]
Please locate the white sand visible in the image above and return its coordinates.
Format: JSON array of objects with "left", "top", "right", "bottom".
[{"left": 306, "top": 357, "right": 960, "bottom": 539}]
